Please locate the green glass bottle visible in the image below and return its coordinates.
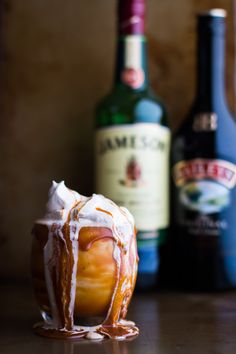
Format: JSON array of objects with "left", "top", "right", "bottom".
[{"left": 95, "top": 0, "right": 170, "bottom": 289}]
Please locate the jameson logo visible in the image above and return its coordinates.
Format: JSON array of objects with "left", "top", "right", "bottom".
[
  {"left": 173, "top": 159, "right": 236, "bottom": 189},
  {"left": 98, "top": 135, "right": 167, "bottom": 155}
]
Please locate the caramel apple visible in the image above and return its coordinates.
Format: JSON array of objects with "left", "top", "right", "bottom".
[{"left": 31, "top": 181, "right": 139, "bottom": 340}]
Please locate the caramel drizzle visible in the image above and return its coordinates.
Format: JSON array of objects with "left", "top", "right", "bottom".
[
  {"left": 59, "top": 222, "right": 77, "bottom": 330},
  {"left": 95, "top": 207, "right": 113, "bottom": 217},
  {"left": 42, "top": 203, "right": 139, "bottom": 339},
  {"left": 44, "top": 224, "right": 77, "bottom": 330},
  {"left": 43, "top": 226, "right": 62, "bottom": 327},
  {"left": 78, "top": 225, "right": 116, "bottom": 252}
]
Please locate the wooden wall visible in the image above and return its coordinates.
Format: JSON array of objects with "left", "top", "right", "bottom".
[{"left": 0, "top": 0, "right": 234, "bottom": 279}]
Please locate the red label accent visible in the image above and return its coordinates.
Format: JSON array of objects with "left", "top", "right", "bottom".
[
  {"left": 173, "top": 159, "right": 236, "bottom": 189},
  {"left": 121, "top": 67, "right": 144, "bottom": 89}
]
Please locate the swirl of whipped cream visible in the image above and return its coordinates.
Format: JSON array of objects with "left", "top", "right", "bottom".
[
  {"left": 44, "top": 181, "right": 85, "bottom": 221},
  {"left": 71, "top": 193, "right": 135, "bottom": 245},
  {"left": 39, "top": 181, "right": 135, "bottom": 244}
]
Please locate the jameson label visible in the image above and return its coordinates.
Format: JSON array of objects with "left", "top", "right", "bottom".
[
  {"left": 95, "top": 123, "right": 170, "bottom": 232},
  {"left": 173, "top": 159, "right": 236, "bottom": 234}
]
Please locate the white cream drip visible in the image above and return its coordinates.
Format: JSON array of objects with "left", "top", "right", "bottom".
[
  {"left": 85, "top": 331, "right": 104, "bottom": 340},
  {"left": 39, "top": 182, "right": 134, "bottom": 243}
]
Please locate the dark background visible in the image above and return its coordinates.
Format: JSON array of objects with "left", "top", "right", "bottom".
[{"left": 0, "top": 0, "right": 234, "bottom": 280}]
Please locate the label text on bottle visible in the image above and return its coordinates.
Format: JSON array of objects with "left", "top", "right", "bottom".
[{"left": 96, "top": 124, "right": 170, "bottom": 232}]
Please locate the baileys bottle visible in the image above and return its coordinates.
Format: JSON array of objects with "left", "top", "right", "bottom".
[{"left": 171, "top": 9, "right": 236, "bottom": 290}]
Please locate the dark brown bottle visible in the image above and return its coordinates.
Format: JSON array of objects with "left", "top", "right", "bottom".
[{"left": 171, "top": 9, "right": 236, "bottom": 291}]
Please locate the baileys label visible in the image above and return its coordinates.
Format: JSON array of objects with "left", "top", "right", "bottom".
[{"left": 173, "top": 159, "right": 236, "bottom": 214}]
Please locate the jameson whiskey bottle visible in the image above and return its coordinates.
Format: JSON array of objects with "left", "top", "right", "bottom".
[
  {"left": 172, "top": 10, "right": 236, "bottom": 290},
  {"left": 95, "top": 0, "right": 170, "bottom": 289}
]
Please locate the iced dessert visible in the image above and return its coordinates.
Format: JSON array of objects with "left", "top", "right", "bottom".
[{"left": 31, "top": 181, "right": 139, "bottom": 340}]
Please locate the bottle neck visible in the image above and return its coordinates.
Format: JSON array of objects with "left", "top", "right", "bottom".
[
  {"left": 114, "top": 35, "right": 149, "bottom": 91},
  {"left": 196, "top": 16, "right": 226, "bottom": 110}
]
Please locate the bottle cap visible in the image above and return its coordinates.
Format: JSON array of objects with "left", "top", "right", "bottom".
[
  {"left": 118, "top": 0, "right": 145, "bottom": 35},
  {"left": 198, "top": 8, "right": 226, "bottom": 36},
  {"left": 199, "top": 9, "right": 227, "bottom": 18}
]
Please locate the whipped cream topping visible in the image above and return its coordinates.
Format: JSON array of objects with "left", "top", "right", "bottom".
[
  {"left": 71, "top": 193, "right": 134, "bottom": 245},
  {"left": 40, "top": 181, "right": 135, "bottom": 246},
  {"left": 42, "top": 181, "right": 87, "bottom": 221}
]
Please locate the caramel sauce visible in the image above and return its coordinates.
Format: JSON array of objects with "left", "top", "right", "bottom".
[
  {"left": 32, "top": 205, "right": 139, "bottom": 340},
  {"left": 98, "top": 324, "right": 139, "bottom": 339},
  {"left": 96, "top": 207, "right": 113, "bottom": 217},
  {"left": 33, "top": 325, "right": 87, "bottom": 340},
  {"left": 78, "top": 227, "right": 115, "bottom": 251}
]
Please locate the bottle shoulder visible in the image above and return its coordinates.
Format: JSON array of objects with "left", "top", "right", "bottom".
[
  {"left": 96, "top": 87, "right": 168, "bottom": 128},
  {"left": 172, "top": 105, "right": 236, "bottom": 162},
  {"left": 174, "top": 103, "right": 236, "bottom": 137}
]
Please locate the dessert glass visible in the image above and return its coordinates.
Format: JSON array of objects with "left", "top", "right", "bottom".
[{"left": 31, "top": 181, "right": 139, "bottom": 340}]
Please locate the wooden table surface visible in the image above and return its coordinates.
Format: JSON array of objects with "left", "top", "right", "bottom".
[{"left": 1, "top": 284, "right": 236, "bottom": 354}]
